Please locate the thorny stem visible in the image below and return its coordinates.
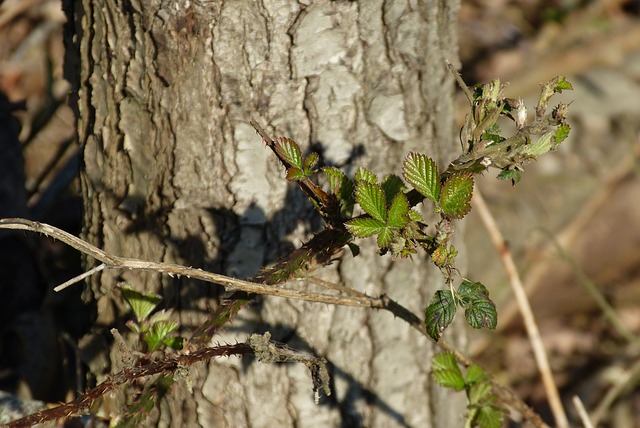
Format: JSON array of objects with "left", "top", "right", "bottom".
[
  {"left": 0, "top": 218, "right": 549, "bottom": 427},
  {"left": 5, "top": 343, "right": 254, "bottom": 428}
]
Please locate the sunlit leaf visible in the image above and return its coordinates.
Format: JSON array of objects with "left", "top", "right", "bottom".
[
  {"left": 474, "top": 404, "right": 505, "bottom": 428},
  {"left": 424, "top": 290, "right": 456, "bottom": 341},
  {"left": 119, "top": 285, "right": 162, "bottom": 322},
  {"left": 381, "top": 174, "right": 405, "bottom": 206},
  {"left": 274, "top": 137, "right": 303, "bottom": 169},
  {"left": 465, "top": 364, "right": 488, "bottom": 385},
  {"left": 144, "top": 319, "right": 179, "bottom": 352},
  {"left": 377, "top": 227, "right": 394, "bottom": 248},
  {"left": 355, "top": 166, "right": 378, "bottom": 184},
  {"left": 304, "top": 152, "right": 319, "bottom": 172},
  {"left": 286, "top": 167, "right": 307, "bottom": 181},
  {"left": 555, "top": 123, "right": 570, "bottom": 145},
  {"left": 345, "top": 217, "right": 386, "bottom": 238},
  {"left": 387, "top": 193, "right": 409, "bottom": 228},
  {"left": 355, "top": 182, "right": 387, "bottom": 221},
  {"left": 439, "top": 173, "right": 474, "bottom": 219},
  {"left": 323, "top": 167, "right": 345, "bottom": 193},
  {"left": 553, "top": 76, "right": 573, "bottom": 92},
  {"left": 403, "top": 152, "right": 440, "bottom": 203},
  {"left": 432, "top": 352, "right": 465, "bottom": 391}
]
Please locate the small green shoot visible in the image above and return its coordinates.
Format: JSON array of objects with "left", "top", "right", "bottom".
[{"left": 432, "top": 353, "right": 506, "bottom": 428}]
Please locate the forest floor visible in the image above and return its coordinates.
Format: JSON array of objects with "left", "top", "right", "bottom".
[{"left": 1, "top": 0, "right": 640, "bottom": 427}]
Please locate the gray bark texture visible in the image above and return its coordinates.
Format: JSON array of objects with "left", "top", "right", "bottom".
[{"left": 73, "top": 0, "right": 466, "bottom": 426}]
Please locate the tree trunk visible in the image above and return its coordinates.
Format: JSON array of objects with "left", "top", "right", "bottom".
[{"left": 70, "top": 0, "right": 465, "bottom": 426}]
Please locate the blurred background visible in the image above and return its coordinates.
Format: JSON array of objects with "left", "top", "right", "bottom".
[{"left": 1, "top": 0, "right": 639, "bottom": 426}]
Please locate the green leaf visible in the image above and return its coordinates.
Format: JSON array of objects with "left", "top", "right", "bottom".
[
  {"left": 474, "top": 404, "right": 505, "bottom": 428},
  {"left": 286, "top": 167, "right": 307, "bottom": 181},
  {"left": 468, "top": 380, "right": 492, "bottom": 405},
  {"left": 439, "top": 173, "right": 474, "bottom": 219},
  {"left": 424, "top": 290, "right": 456, "bottom": 341},
  {"left": 555, "top": 123, "right": 570, "bottom": 145},
  {"left": 381, "top": 174, "right": 405, "bottom": 206},
  {"left": 465, "top": 299, "right": 498, "bottom": 330},
  {"left": 144, "top": 319, "right": 179, "bottom": 352},
  {"left": 387, "top": 193, "right": 409, "bottom": 228},
  {"left": 458, "top": 280, "right": 497, "bottom": 330},
  {"left": 553, "top": 76, "right": 573, "bottom": 92},
  {"left": 304, "top": 152, "right": 319, "bottom": 172},
  {"left": 431, "top": 353, "right": 465, "bottom": 391},
  {"left": 355, "top": 166, "right": 378, "bottom": 184},
  {"left": 119, "top": 285, "right": 162, "bottom": 322},
  {"left": 345, "top": 217, "right": 387, "bottom": 238},
  {"left": 377, "top": 227, "right": 394, "bottom": 248},
  {"left": 274, "top": 137, "right": 303, "bottom": 169},
  {"left": 458, "top": 279, "right": 490, "bottom": 298},
  {"left": 465, "top": 364, "right": 488, "bottom": 385},
  {"left": 164, "top": 336, "right": 184, "bottom": 351},
  {"left": 403, "top": 152, "right": 440, "bottom": 202},
  {"left": 323, "top": 167, "right": 355, "bottom": 217},
  {"left": 355, "top": 182, "right": 387, "bottom": 221},
  {"left": 497, "top": 169, "right": 521, "bottom": 185},
  {"left": 323, "top": 167, "right": 345, "bottom": 194}
]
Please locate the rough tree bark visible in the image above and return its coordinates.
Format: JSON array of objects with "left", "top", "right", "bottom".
[{"left": 69, "top": 0, "right": 465, "bottom": 426}]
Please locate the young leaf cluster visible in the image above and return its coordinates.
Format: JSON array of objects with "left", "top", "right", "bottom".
[
  {"left": 448, "top": 72, "right": 573, "bottom": 185},
  {"left": 120, "top": 285, "right": 184, "bottom": 352},
  {"left": 432, "top": 352, "right": 506, "bottom": 428},
  {"left": 257, "top": 73, "right": 571, "bottom": 342}
]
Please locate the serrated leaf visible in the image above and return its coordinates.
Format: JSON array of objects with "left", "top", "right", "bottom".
[
  {"left": 465, "top": 364, "right": 488, "bottom": 385},
  {"left": 355, "top": 167, "right": 378, "bottom": 184},
  {"left": 274, "top": 137, "right": 303, "bottom": 169},
  {"left": 458, "top": 279, "right": 490, "bottom": 298},
  {"left": 458, "top": 280, "right": 497, "bottom": 330},
  {"left": 439, "top": 173, "right": 474, "bottom": 218},
  {"left": 377, "top": 227, "right": 394, "bottom": 248},
  {"left": 464, "top": 299, "right": 498, "bottom": 330},
  {"left": 403, "top": 153, "right": 440, "bottom": 202},
  {"left": 356, "top": 182, "right": 387, "bottom": 221},
  {"left": 424, "top": 290, "right": 456, "bottom": 341},
  {"left": 286, "top": 167, "right": 307, "bottom": 181},
  {"left": 474, "top": 404, "right": 505, "bottom": 428},
  {"left": 381, "top": 175, "right": 405, "bottom": 206},
  {"left": 432, "top": 353, "right": 466, "bottom": 391},
  {"left": 555, "top": 123, "right": 570, "bottom": 145},
  {"left": 304, "top": 152, "right": 319, "bottom": 171},
  {"left": 145, "top": 319, "right": 179, "bottom": 352},
  {"left": 323, "top": 167, "right": 345, "bottom": 193},
  {"left": 120, "top": 285, "right": 162, "bottom": 322},
  {"left": 323, "top": 167, "right": 356, "bottom": 217},
  {"left": 468, "top": 381, "right": 492, "bottom": 405},
  {"left": 387, "top": 193, "right": 409, "bottom": 228},
  {"left": 553, "top": 76, "right": 573, "bottom": 92},
  {"left": 497, "top": 169, "right": 521, "bottom": 185},
  {"left": 345, "top": 217, "right": 386, "bottom": 238}
]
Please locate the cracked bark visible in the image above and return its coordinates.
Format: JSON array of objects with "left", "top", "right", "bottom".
[{"left": 69, "top": 0, "right": 465, "bottom": 426}]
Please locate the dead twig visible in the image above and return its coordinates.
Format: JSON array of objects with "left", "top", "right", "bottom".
[
  {"left": 472, "top": 189, "right": 569, "bottom": 428},
  {"left": 0, "top": 217, "right": 549, "bottom": 427}
]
